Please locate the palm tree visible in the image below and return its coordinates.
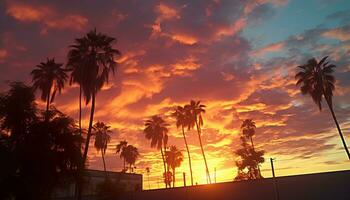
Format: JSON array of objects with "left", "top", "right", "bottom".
[
  {"left": 295, "top": 56, "right": 350, "bottom": 159},
  {"left": 116, "top": 140, "right": 128, "bottom": 172},
  {"left": 123, "top": 145, "right": 139, "bottom": 173},
  {"left": 172, "top": 106, "right": 194, "bottom": 185},
  {"left": 31, "top": 58, "right": 67, "bottom": 114},
  {"left": 241, "top": 119, "right": 256, "bottom": 149},
  {"left": 165, "top": 145, "right": 184, "bottom": 187},
  {"left": 92, "top": 122, "right": 112, "bottom": 176},
  {"left": 146, "top": 167, "right": 151, "bottom": 189},
  {"left": 67, "top": 29, "right": 121, "bottom": 166},
  {"left": 235, "top": 136, "right": 264, "bottom": 180},
  {"left": 143, "top": 115, "right": 169, "bottom": 188},
  {"left": 185, "top": 100, "right": 211, "bottom": 184}
]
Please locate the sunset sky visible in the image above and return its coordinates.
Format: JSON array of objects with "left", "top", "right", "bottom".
[{"left": 0, "top": 0, "right": 350, "bottom": 189}]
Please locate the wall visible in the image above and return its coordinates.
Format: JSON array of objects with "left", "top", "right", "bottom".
[{"left": 122, "top": 170, "right": 350, "bottom": 200}]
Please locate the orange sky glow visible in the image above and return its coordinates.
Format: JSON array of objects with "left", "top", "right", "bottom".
[{"left": 0, "top": 0, "right": 350, "bottom": 190}]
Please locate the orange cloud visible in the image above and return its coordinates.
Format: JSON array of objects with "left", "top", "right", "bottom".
[
  {"left": 252, "top": 42, "right": 285, "bottom": 56},
  {"left": 155, "top": 3, "right": 180, "bottom": 22},
  {"left": 6, "top": 2, "right": 88, "bottom": 32},
  {"left": 6, "top": 3, "right": 52, "bottom": 22},
  {"left": 322, "top": 28, "right": 350, "bottom": 41},
  {"left": 171, "top": 34, "right": 198, "bottom": 45}
]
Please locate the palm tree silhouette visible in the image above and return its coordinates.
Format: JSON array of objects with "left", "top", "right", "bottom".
[
  {"left": 146, "top": 167, "right": 151, "bottom": 189},
  {"left": 295, "top": 56, "right": 350, "bottom": 159},
  {"left": 235, "top": 136, "right": 264, "bottom": 180},
  {"left": 185, "top": 100, "right": 211, "bottom": 184},
  {"left": 92, "top": 121, "right": 112, "bottom": 176},
  {"left": 172, "top": 106, "right": 194, "bottom": 185},
  {"left": 123, "top": 145, "right": 139, "bottom": 173},
  {"left": 116, "top": 140, "right": 128, "bottom": 172},
  {"left": 143, "top": 115, "right": 169, "bottom": 188},
  {"left": 165, "top": 145, "right": 184, "bottom": 187},
  {"left": 241, "top": 119, "right": 256, "bottom": 149},
  {"left": 67, "top": 29, "right": 121, "bottom": 167},
  {"left": 31, "top": 58, "right": 67, "bottom": 115}
]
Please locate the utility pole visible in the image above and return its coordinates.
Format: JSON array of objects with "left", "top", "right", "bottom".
[
  {"left": 270, "top": 158, "right": 280, "bottom": 200},
  {"left": 183, "top": 172, "right": 186, "bottom": 187}
]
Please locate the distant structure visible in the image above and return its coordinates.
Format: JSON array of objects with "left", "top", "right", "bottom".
[{"left": 52, "top": 169, "right": 142, "bottom": 199}]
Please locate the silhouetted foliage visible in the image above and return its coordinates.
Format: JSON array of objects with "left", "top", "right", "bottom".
[
  {"left": 116, "top": 140, "right": 128, "bottom": 172},
  {"left": 123, "top": 145, "right": 139, "bottom": 173},
  {"left": 172, "top": 106, "right": 194, "bottom": 185},
  {"left": 295, "top": 56, "right": 350, "bottom": 159},
  {"left": 234, "top": 120, "right": 265, "bottom": 181},
  {"left": 143, "top": 115, "right": 169, "bottom": 187},
  {"left": 93, "top": 122, "right": 112, "bottom": 174},
  {"left": 165, "top": 145, "right": 183, "bottom": 187},
  {"left": 185, "top": 100, "right": 211, "bottom": 183},
  {"left": 0, "top": 83, "right": 82, "bottom": 200},
  {"left": 31, "top": 58, "right": 67, "bottom": 113}
]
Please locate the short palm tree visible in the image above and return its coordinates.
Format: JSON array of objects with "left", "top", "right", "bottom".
[
  {"left": 31, "top": 58, "right": 67, "bottom": 114},
  {"left": 92, "top": 121, "right": 112, "bottom": 176},
  {"left": 143, "top": 115, "right": 169, "bottom": 188},
  {"left": 123, "top": 145, "right": 139, "bottom": 173},
  {"left": 185, "top": 100, "right": 211, "bottom": 184},
  {"left": 67, "top": 29, "right": 121, "bottom": 167},
  {"left": 116, "top": 140, "right": 128, "bottom": 171},
  {"left": 172, "top": 106, "right": 194, "bottom": 185},
  {"left": 165, "top": 145, "right": 184, "bottom": 187},
  {"left": 146, "top": 167, "right": 151, "bottom": 189},
  {"left": 296, "top": 56, "right": 350, "bottom": 159}
]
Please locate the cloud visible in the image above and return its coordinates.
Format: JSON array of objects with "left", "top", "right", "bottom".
[
  {"left": 252, "top": 42, "right": 284, "bottom": 56},
  {"left": 0, "top": 49, "right": 8, "bottom": 63},
  {"left": 322, "top": 26, "right": 350, "bottom": 41},
  {"left": 5, "top": 2, "right": 88, "bottom": 33}
]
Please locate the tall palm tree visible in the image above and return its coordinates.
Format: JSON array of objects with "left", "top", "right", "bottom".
[
  {"left": 241, "top": 119, "right": 256, "bottom": 150},
  {"left": 172, "top": 106, "right": 194, "bottom": 185},
  {"left": 295, "top": 56, "right": 350, "bottom": 159},
  {"left": 116, "top": 140, "right": 128, "bottom": 172},
  {"left": 123, "top": 145, "right": 139, "bottom": 173},
  {"left": 241, "top": 119, "right": 261, "bottom": 175},
  {"left": 143, "top": 115, "right": 169, "bottom": 188},
  {"left": 165, "top": 145, "right": 184, "bottom": 187},
  {"left": 67, "top": 29, "right": 121, "bottom": 166},
  {"left": 92, "top": 121, "right": 112, "bottom": 175},
  {"left": 185, "top": 100, "right": 211, "bottom": 184},
  {"left": 31, "top": 58, "right": 67, "bottom": 114}
]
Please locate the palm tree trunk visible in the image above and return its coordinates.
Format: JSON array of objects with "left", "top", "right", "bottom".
[
  {"left": 182, "top": 125, "right": 194, "bottom": 186},
  {"left": 250, "top": 137, "right": 261, "bottom": 177},
  {"left": 79, "top": 85, "right": 82, "bottom": 135},
  {"left": 82, "top": 92, "right": 96, "bottom": 164},
  {"left": 160, "top": 147, "right": 167, "bottom": 188},
  {"left": 173, "top": 168, "right": 175, "bottom": 188},
  {"left": 101, "top": 151, "right": 107, "bottom": 178},
  {"left": 195, "top": 120, "right": 211, "bottom": 184},
  {"left": 123, "top": 158, "right": 126, "bottom": 172},
  {"left": 325, "top": 98, "right": 350, "bottom": 160},
  {"left": 45, "top": 87, "right": 51, "bottom": 121}
]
